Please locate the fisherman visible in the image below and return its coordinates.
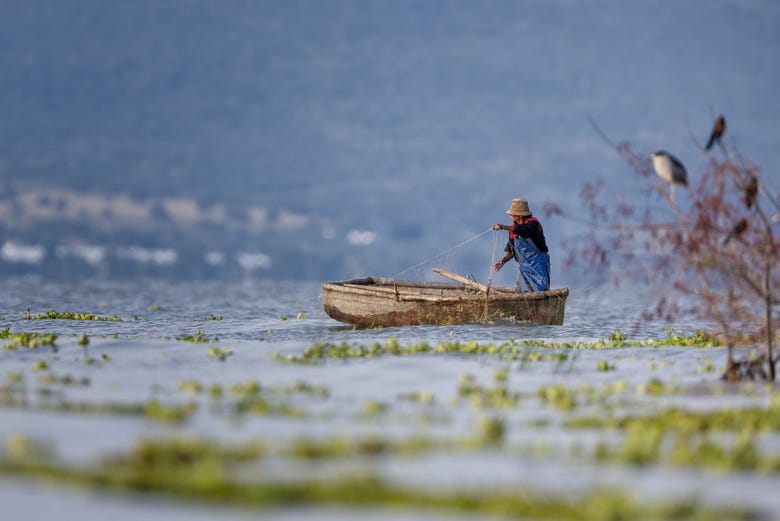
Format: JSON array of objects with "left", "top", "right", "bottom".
[{"left": 492, "top": 198, "right": 550, "bottom": 292}]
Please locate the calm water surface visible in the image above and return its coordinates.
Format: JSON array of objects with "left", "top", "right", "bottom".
[{"left": 0, "top": 277, "right": 777, "bottom": 520}]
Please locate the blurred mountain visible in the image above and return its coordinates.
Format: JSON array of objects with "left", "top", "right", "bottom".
[{"left": 0, "top": 1, "right": 778, "bottom": 283}]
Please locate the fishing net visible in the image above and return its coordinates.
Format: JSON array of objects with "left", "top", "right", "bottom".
[{"left": 390, "top": 228, "right": 518, "bottom": 289}]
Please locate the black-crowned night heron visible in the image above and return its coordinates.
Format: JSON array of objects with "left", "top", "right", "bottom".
[
  {"left": 650, "top": 150, "right": 688, "bottom": 203},
  {"left": 705, "top": 115, "right": 726, "bottom": 151}
]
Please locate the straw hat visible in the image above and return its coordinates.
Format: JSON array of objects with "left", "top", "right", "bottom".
[{"left": 505, "top": 198, "right": 532, "bottom": 217}]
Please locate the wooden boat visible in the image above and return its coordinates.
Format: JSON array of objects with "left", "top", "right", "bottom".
[{"left": 322, "top": 269, "right": 568, "bottom": 327}]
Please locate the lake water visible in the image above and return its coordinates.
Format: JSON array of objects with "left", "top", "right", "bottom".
[{"left": 1, "top": 277, "right": 778, "bottom": 520}]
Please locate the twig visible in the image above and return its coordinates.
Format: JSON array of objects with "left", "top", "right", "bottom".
[
  {"left": 685, "top": 113, "right": 706, "bottom": 153},
  {"left": 586, "top": 113, "right": 618, "bottom": 151}
]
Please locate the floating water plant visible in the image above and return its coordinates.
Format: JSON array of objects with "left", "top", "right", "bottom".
[
  {"left": 522, "top": 329, "right": 721, "bottom": 350},
  {"left": 276, "top": 338, "right": 576, "bottom": 364},
  {"left": 208, "top": 347, "right": 233, "bottom": 361},
  {"left": 473, "top": 416, "right": 506, "bottom": 446},
  {"left": 276, "top": 331, "right": 726, "bottom": 365},
  {"left": 398, "top": 390, "right": 434, "bottom": 404},
  {"left": 596, "top": 359, "right": 615, "bottom": 372},
  {"left": 177, "top": 330, "right": 215, "bottom": 343},
  {"left": 0, "top": 394, "right": 195, "bottom": 423},
  {"left": 38, "top": 374, "right": 89, "bottom": 387},
  {"left": 363, "top": 401, "right": 388, "bottom": 416},
  {"left": 456, "top": 372, "right": 521, "bottom": 410},
  {"left": 568, "top": 404, "right": 780, "bottom": 434},
  {"left": 0, "top": 328, "right": 57, "bottom": 350},
  {"left": 0, "top": 439, "right": 752, "bottom": 520},
  {"left": 636, "top": 378, "right": 674, "bottom": 395},
  {"left": 178, "top": 380, "right": 202, "bottom": 394},
  {"left": 21, "top": 310, "right": 122, "bottom": 321},
  {"left": 537, "top": 383, "right": 580, "bottom": 411}
]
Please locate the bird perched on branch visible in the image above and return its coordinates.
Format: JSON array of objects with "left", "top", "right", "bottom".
[
  {"left": 723, "top": 218, "right": 748, "bottom": 246},
  {"left": 650, "top": 151, "right": 688, "bottom": 203},
  {"left": 705, "top": 115, "right": 726, "bottom": 151},
  {"left": 742, "top": 175, "right": 758, "bottom": 209}
]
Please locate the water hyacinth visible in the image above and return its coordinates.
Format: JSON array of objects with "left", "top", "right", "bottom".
[
  {"left": 21, "top": 310, "right": 122, "bottom": 321},
  {"left": 0, "top": 328, "right": 58, "bottom": 350},
  {"left": 275, "top": 331, "right": 725, "bottom": 365}
]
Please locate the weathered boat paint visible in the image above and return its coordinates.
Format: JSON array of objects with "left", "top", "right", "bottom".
[{"left": 322, "top": 277, "right": 568, "bottom": 327}]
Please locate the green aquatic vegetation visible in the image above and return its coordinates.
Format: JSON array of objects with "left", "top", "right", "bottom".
[
  {"left": 38, "top": 374, "right": 89, "bottom": 387},
  {"left": 296, "top": 312, "right": 306, "bottom": 320},
  {"left": 456, "top": 373, "right": 521, "bottom": 409},
  {"left": 278, "top": 338, "right": 571, "bottom": 364},
  {"left": 0, "top": 392, "right": 195, "bottom": 423},
  {"left": 204, "top": 314, "right": 223, "bottom": 321},
  {"left": 208, "top": 347, "right": 233, "bottom": 361},
  {"left": 283, "top": 435, "right": 441, "bottom": 461},
  {"left": 596, "top": 359, "right": 615, "bottom": 371},
  {"left": 668, "top": 430, "right": 764, "bottom": 472},
  {"left": 636, "top": 378, "right": 676, "bottom": 395},
  {"left": 592, "top": 423, "right": 780, "bottom": 473},
  {"left": 233, "top": 397, "right": 305, "bottom": 417},
  {"left": 138, "top": 400, "right": 195, "bottom": 423},
  {"left": 179, "top": 380, "right": 202, "bottom": 394},
  {"left": 275, "top": 380, "right": 329, "bottom": 398},
  {"left": 111, "top": 437, "right": 265, "bottom": 470},
  {"left": 611, "top": 422, "right": 664, "bottom": 465},
  {"left": 4, "top": 433, "right": 55, "bottom": 463},
  {"left": 569, "top": 404, "right": 780, "bottom": 434},
  {"left": 289, "top": 437, "right": 370, "bottom": 459},
  {"left": 0, "top": 328, "right": 58, "bottom": 350},
  {"left": 536, "top": 379, "right": 679, "bottom": 415},
  {"left": 572, "top": 404, "right": 780, "bottom": 471},
  {"left": 31, "top": 361, "right": 48, "bottom": 372},
  {"left": 398, "top": 390, "right": 435, "bottom": 404},
  {"left": 698, "top": 362, "right": 717, "bottom": 373},
  {"left": 177, "top": 330, "right": 215, "bottom": 343},
  {"left": 21, "top": 310, "right": 122, "bottom": 321},
  {"left": 177, "top": 379, "right": 324, "bottom": 418},
  {"left": 77, "top": 334, "right": 89, "bottom": 346},
  {"left": 0, "top": 441, "right": 756, "bottom": 521},
  {"left": 362, "top": 400, "right": 388, "bottom": 416},
  {"left": 538, "top": 383, "right": 581, "bottom": 411},
  {"left": 277, "top": 330, "right": 723, "bottom": 365},
  {"left": 473, "top": 416, "right": 505, "bottom": 446},
  {"left": 609, "top": 330, "right": 627, "bottom": 342},
  {"left": 4, "top": 372, "right": 24, "bottom": 385},
  {"left": 523, "top": 329, "right": 721, "bottom": 350},
  {"left": 229, "top": 380, "right": 261, "bottom": 397}
]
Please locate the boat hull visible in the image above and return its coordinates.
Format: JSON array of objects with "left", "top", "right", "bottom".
[{"left": 322, "top": 277, "right": 568, "bottom": 327}]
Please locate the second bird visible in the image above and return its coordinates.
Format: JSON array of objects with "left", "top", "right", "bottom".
[{"left": 705, "top": 115, "right": 726, "bottom": 151}]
